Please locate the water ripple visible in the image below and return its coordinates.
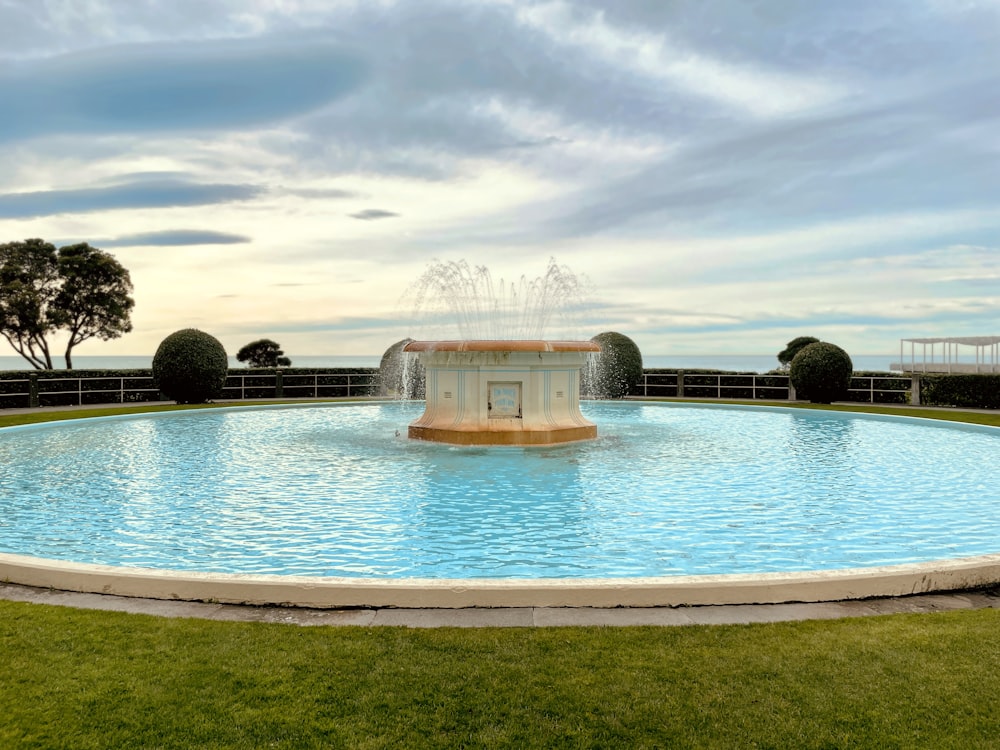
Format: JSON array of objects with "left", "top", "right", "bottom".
[{"left": 0, "top": 402, "right": 997, "bottom": 578}]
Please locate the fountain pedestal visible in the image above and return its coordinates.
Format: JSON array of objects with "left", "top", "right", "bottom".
[{"left": 403, "top": 340, "right": 599, "bottom": 446}]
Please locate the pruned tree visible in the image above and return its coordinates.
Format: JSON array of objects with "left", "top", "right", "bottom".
[
  {"left": 777, "top": 336, "right": 820, "bottom": 370},
  {"left": 236, "top": 338, "right": 292, "bottom": 368},
  {"left": 0, "top": 239, "right": 134, "bottom": 369}
]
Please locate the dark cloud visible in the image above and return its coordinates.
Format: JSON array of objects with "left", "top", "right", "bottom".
[
  {"left": 0, "top": 34, "right": 367, "bottom": 142},
  {"left": 0, "top": 178, "right": 262, "bottom": 218},
  {"left": 350, "top": 209, "right": 399, "bottom": 220},
  {"left": 100, "top": 230, "right": 252, "bottom": 248}
]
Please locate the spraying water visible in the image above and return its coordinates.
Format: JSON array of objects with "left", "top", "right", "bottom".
[{"left": 404, "top": 257, "right": 589, "bottom": 341}]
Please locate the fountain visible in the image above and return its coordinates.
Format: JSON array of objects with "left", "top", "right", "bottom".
[
  {"left": 1, "top": 257, "right": 999, "bottom": 611},
  {"left": 403, "top": 339, "right": 599, "bottom": 445},
  {"left": 401, "top": 259, "right": 599, "bottom": 445}
]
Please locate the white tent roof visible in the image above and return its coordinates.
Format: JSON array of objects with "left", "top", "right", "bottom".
[
  {"left": 901, "top": 336, "right": 1000, "bottom": 347},
  {"left": 895, "top": 335, "right": 1000, "bottom": 373}
]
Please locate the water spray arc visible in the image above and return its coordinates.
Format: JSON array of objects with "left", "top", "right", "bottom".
[{"left": 402, "top": 259, "right": 599, "bottom": 446}]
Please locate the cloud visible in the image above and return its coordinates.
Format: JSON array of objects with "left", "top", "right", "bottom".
[
  {"left": 350, "top": 209, "right": 399, "bottom": 220},
  {"left": 0, "top": 33, "right": 368, "bottom": 142},
  {"left": 515, "top": 2, "right": 849, "bottom": 119},
  {"left": 0, "top": 177, "right": 262, "bottom": 218},
  {"left": 99, "top": 230, "right": 252, "bottom": 248},
  {"left": 281, "top": 187, "right": 361, "bottom": 199},
  {"left": 1, "top": 2, "right": 997, "bottom": 357}
]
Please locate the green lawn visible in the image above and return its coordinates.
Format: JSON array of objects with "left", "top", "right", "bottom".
[
  {"left": 1, "top": 400, "right": 998, "bottom": 747},
  {"left": 1, "top": 601, "right": 999, "bottom": 747}
]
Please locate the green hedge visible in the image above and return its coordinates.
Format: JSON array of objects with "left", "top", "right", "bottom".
[
  {"left": 0, "top": 369, "right": 159, "bottom": 408},
  {"left": 921, "top": 374, "right": 1000, "bottom": 409},
  {"left": 849, "top": 372, "right": 910, "bottom": 405},
  {"left": 0, "top": 368, "right": 379, "bottom": 408}
]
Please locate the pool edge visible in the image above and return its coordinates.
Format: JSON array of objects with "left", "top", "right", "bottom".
[{"left": 3, "top": 552, "right": 1000, "bottom": 609}]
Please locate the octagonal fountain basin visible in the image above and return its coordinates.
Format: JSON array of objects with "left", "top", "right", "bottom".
[
  {"left": 1, "top": 401, "right": 999, "bottom": 609},
  {"left": 402, "top": 340, "right": 600, "bottom": 446}
]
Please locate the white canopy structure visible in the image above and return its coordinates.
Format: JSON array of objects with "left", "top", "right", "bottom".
[{"left": 892, "top": 336, "right": 1000, "bottom": 374}]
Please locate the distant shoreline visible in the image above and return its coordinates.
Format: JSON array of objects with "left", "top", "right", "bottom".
[{"left": 1, "top": 354, "right": 903, "bottom": 373}]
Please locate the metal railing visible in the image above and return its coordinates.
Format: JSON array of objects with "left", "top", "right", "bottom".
[
  {"left": 221, "top": 372, "right": 378, "bottom": 400},
  {"left": 0, "top": 370, "right": 379, "bottom": 409},
  {"left": 636, "top": 372, "right": 792, "bottom": 400},
  {"left": 1, "top": 369, "right": 913, "bottom": 410},
  {"left": 635, "top": 372, "right": 911, "bottom": 404}
]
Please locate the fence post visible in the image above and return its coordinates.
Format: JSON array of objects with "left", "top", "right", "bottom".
[
  {"left": 910, "top": 374, "right": 921, "bottom": 405},
  {"left": 29, "top": 373, "right": 39, "bottom": 408},
  {"left": 676, "top": 370, "right": 685, "bottom": 398},
  {"left": 275, "top": 369, "right": 283, "bottom": 398},
  {"left": 788, "top": 380, "right": 796, "bottom": 401}
]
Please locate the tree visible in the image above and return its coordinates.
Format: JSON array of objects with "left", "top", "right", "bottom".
[
  {"left": 236, "top": 338, "right": 292, "bottom": 368},
  {"left": 52, "top": 243, "right": 134, "bottom": 369},
  {"left": 0, "top": 238, "right": 134, "bottom": 369},
  {"left": 0, "top": 239, "right": 60, "bottom": 369},
  {"left": 777, "top": 335, "right": 820, "bottom": 370}
]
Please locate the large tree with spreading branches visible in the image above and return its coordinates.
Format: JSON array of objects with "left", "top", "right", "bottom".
[{"left": 0, "top": 239, "right": 134, "bottom": 369}]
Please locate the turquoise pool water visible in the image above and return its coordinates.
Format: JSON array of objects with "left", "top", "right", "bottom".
[{"left": 0, "top": 402, "right": 997, "bottom": 578}]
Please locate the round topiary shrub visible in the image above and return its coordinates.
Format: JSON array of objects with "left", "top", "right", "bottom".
[
  {"left": 586, "top": 331, "right": 644, "bottom": 399},
  {"left": 152, "top": 328, "right": 229, "bottom": 404},
  {"left": 789, "top": 342, "right": 853, "bottom": 404},
  {"left": 375, "top": 337, "right": 424, "bottom": 398}
]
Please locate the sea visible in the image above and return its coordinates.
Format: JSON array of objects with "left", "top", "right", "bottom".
[{"left": 0, "top": 354, "right": 902, "bottom": 373}]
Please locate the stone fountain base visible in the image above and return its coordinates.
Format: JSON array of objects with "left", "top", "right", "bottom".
[{"left": 403, "top": 340, "right": 599, "bottom": 446}]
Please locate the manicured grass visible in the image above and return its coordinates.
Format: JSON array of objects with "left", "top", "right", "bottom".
[
  {"left": 1, "top": 601, "right": 1000, "bottom": 747},
  {"left": 1, "top": 399, "right": 998, "bottom": 747},
  {"left": 645, "top": 398, "right": 1000, "bottom": 428},
  {"left": 0, "top": 399, "right": 352, "bottom": 429}
]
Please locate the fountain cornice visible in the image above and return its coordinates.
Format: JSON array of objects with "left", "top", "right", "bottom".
[{"left": 404, "top": 340, "right": 600, "bottom": 353}]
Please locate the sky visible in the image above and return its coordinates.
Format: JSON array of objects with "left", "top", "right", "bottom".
[{"left": 0, "top": 0, "right": 998, "bottom": 360}]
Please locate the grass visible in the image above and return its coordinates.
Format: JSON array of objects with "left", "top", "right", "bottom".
[
  {"left": 0, "top": 399, "right": 353, "bottom": 429},
  {"left": 2, "top": 601, "right": 1000, "bottom": 748},
  {"left": 1, "top": 399, "right": 998, "bottom": 747},
  {"left": 641, "top": 397, "right": 1000, "bottom": 428}
]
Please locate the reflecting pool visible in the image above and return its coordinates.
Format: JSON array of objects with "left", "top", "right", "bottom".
[{"left": 0, "top": 402, "right": 997, "bottom": 578}]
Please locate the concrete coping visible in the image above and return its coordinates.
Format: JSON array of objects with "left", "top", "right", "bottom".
[{"left": 3, "top": 551, "right": 1000, "bottom": 610}]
